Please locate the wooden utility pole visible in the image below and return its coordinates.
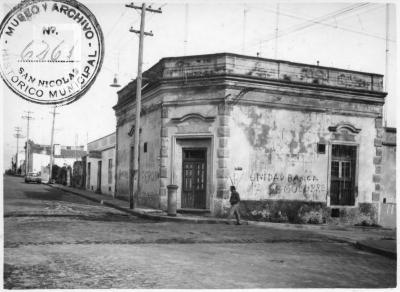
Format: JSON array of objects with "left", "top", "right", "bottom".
[
  {"left": 48, "top": 106, "right": 59, "bottom": 183},
  {"left": 184, "top": 3, "right": 189, "bottom": 55},
  {"left": 274, "top": 3, "right": 280, "bottom": 59},
  {"left": 242, "top": 6, "right": 247, "bottom": 54},
  {"left": 22, "top": 111, "right": 34, "bottom": 175},
  {"left": 384, "top": 3, "right": 390, "bottom": 127},
  {"left": 13, "top": 127, "right": 24, "bottom": 173},
  {"left": 126, "top": 2, "right": 162, "bottom": 209}
]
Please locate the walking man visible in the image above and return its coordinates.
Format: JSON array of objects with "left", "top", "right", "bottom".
[{"left": 228, "top": 185, "right": 241, "bottom": 225}]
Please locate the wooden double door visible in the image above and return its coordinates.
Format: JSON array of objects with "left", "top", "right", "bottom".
[{"left": 182, "top": 148, "right": 207, "bottom": 209}]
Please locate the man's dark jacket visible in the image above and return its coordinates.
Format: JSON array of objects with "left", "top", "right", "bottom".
[{"left": 229, "top": 190, "right": 240, "bottom": 205}]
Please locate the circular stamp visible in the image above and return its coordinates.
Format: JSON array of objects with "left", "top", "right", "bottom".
[{"left": 0, "top": 0, "right": 104, "bottom": 105}]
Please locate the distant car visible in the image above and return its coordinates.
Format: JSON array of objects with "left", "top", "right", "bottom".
[{"left": 25, "top": 172, "right": 42, "bottom": 184}]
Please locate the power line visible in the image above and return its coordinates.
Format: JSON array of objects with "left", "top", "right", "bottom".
[
  {"left": 105, "top": 9, "right": 129, "bottom": 39},
  {"left": 261, "top": 4, "right": 370, "bottom": 42},
  {"left": 251, "top": 3, "right": 394, "bottom": 49}
]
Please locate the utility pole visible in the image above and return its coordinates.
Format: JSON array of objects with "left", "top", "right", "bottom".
[
  {"left": 13, "top": 127, "right": 24, "bottom": 174},
  {"left": 126, "top": 2, "right": 162, "bottom": 209},
  {"left": 48, "top": 106, "right": 59, "bottom": 183},
  {"left": 274, "top": 3, "right": 280, "bottom": 59},
  {"left": 22, "top": 111, "right": 34, "bottom": 175},
  {"left": 242, "top": 6, "right": 247, "bottom": 54},
  {"left": 184, "top": 3, "right": 189, "bottom": 55},
  {"left": 384, "top": 3, "right": 390, "bottom": 127}
]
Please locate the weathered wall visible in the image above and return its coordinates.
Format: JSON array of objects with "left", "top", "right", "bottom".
[
  {"left": 378, "top": 128, "right": 396, "bottom": 228},
  {"left": 381, "top": 128, "right": 396, "bottom": 203},
  {"left": 115, "top": 93, "right": 162, "bottom": 202},
  {"left": 229, "top": 105, "right": 376, "bottom": 203},
  {"left": 115, "top": 121, "right": 133, "bottom": 200},
  {"left": 224, "top": 103, "right": 379, "bottom": 224},
  {"left": 100, "top": 148, "right": 115, "bottom": 196},
  {"left": 138, "top": 109, "right": 162, "bottom": 208},
  {"left": 86, "top": 157, "right": 100, "bottom": 192}
]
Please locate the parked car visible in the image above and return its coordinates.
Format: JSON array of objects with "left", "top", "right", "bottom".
[{"left": 25, "top": 172, "right": 42, "bottom": 184}]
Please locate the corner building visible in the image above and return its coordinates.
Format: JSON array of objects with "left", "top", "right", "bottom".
[{"left": 113, "top": 53, "right": 387, "bottom": 225}]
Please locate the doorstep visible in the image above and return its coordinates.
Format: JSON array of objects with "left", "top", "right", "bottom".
[{"left": 177, "top": 208, "right": 211, "bottom": 215}]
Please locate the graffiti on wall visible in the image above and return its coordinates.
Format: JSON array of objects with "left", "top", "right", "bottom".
[
  {"left": 142, "top": 170, "right": 160, "bottom": 184},
  {"left": 250, "top": 172, "right": 326, "bottom": 200}
]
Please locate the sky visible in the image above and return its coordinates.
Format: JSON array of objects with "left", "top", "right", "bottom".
[{"left": 1, "top": 0, "right": 398, "bottom": 170}]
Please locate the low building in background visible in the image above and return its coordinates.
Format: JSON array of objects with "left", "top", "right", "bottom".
[
  {"left": 113, "top": 52, "right": 395, "bottom": 226},
  {"left": 25, "top": 140, "right": 86, "bottom": 173},
  {"left": 85, "top": 133, "right": 116, "bottom": 196}
]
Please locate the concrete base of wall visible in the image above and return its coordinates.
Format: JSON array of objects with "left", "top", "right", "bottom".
[
  {"left": 238, "top": 200, "right": 328, "bottom": 224},
  {"left": 327, "top": 203, "right": 379, "bottom": 226},
  {"left": 227, "top": 200, "right": 379, "bottom": 226}
]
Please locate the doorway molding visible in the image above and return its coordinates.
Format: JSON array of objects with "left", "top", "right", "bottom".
[
  {"left": 171, "top": 134, "right": 215, "bottom": 210},
  {"left": 327, "top": 124, "right": 361, "bottom": 207}
]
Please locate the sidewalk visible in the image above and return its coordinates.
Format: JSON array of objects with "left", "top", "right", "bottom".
[{"left": 47, "top": 183, "right": 396, "bottom": 259}]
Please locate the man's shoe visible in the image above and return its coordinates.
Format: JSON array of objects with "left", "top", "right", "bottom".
[{"left": 235, "top": 222, "right": 242, "bottom": 225}]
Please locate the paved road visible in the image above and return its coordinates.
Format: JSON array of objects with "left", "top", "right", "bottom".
[{"left": 4, "top": 175, "right": 396, "bottom": 289}]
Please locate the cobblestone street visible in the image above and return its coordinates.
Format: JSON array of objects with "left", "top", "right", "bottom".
[{"left": 4, "top": 176, "right": 396, "bottom": 289}]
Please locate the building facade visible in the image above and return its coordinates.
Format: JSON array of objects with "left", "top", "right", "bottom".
[
  {"left": 25, "top": 140, "right": 86, "bottom": 173},
  {"left": 114, "top": 53, "right": 389, "bottom": 225},
  {"left": 86, "top": 133, "right": 116, "bottom": 196},
  {"left": 378, "top": 127, "right": 396, "bottom": 227}
]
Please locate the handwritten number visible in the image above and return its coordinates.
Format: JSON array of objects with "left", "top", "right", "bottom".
[
  {"left": 51, "top": 40, "right": 64, "bottom": 61},
  {"left": 67, "top": 45, "right": 74, "bottom": 60},
  {"left": 20, "top": 40, "right": 34, "bottom": 60},
  {"left": 35, "top": 41, "right": 50, "bottom": 60},
  {"left": 20, "top": 40, "right": 75, "bottom": 62}
]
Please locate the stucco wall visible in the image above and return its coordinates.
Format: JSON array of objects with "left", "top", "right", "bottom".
[
  {"left": 138, "top": 109, "right": 162, "bottom": 208},
  {"left": 86, "top": 157, "right": 100, "bottom": 192},
  {"left": 229, "top": 105, "right": 376, "bottom": 205},
  {"left": 115, "top": 98, "right": 162, "bottom": 202},
  {"left": 100, "top": 148, "right": 115, "bottom": 196},
  {"left": 115, "top": 122, "right": 132, "bottom": 200},
  {"left": 381, "top": 129, "right": 396, "bottom": 203}
]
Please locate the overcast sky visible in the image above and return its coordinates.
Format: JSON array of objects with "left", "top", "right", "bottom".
[{"left": 1, "top": 0, "right": 397, "bottom": 170}]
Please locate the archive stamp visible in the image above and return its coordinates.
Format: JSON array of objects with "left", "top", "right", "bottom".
[{"left": 0, "top": 0, "right": 104, "bottom": 105}]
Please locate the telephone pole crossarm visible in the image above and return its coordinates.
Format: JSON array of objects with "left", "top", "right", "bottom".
[
  {"left": 129, "top": 28, "right": 153, "bottom": 36},
  {"left": 125, "top": 3, "right": 162, "bottom": 13}
]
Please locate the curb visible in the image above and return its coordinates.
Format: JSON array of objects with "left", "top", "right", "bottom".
[
  {"left": 46, "top": 184, "right": 236, "bottom": 225},
  {"left": 355, "top": 241, "right": 397, "bottom": 259}
]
